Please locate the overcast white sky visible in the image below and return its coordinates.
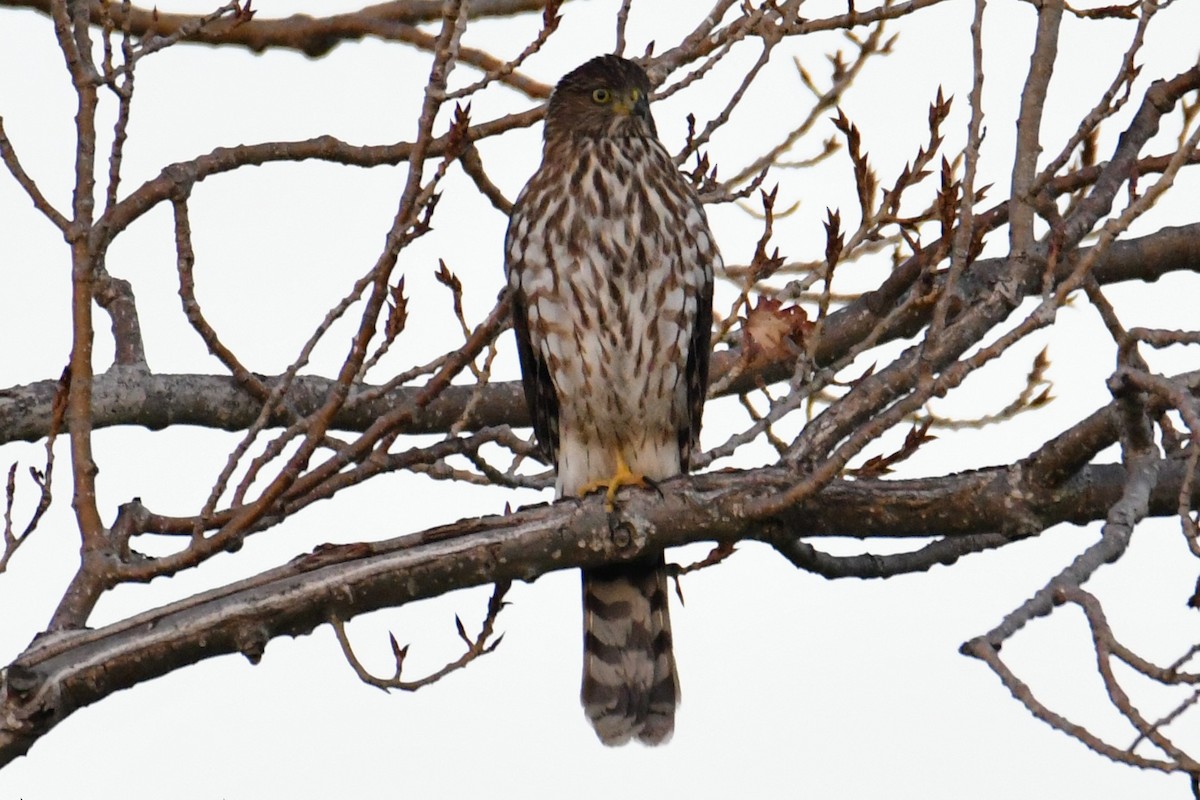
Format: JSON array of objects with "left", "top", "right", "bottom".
[{"left": 1, "top": 1, "right": 1200, "bottom": 797}]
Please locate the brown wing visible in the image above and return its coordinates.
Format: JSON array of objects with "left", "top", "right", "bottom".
[
  {"left": 506, "top": 213, "right": 560, "bottom": 467},
  {"left": 679, "top": 204, "right": 715, "bottom": 473}
]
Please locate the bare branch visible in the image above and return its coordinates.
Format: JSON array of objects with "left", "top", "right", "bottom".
[
  {"left": 0, "top": 117, "right": 69, "bottom": 231},
  {"left": 331, "top": 580, "right": 509, "bottom": 691},
  {"left": 3, "top": 0, "right": 554, "bottom": 67},
  {"left": 4, "top": 454, "right": 1200, "bottom": 764},
  {"left": 1009, "top": 0, "right": 1063, "bottom": 256},
  {"left": 3, "top": 220, "right": 1197, "bottom": 448}
]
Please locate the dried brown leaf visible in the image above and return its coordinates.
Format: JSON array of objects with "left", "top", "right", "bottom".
[
  {"left": 824, "top": 207, "right": 844, "bottom": 268},
  {"left": 741, "top": 297, "right": 812, "bottom": 371},
  {"left": 386, "top": 277, "right": 408, "bottom": 340}
]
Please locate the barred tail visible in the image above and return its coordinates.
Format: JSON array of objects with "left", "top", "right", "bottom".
[{"left": 580, "top": 555, "right": 678, "bottom": 745}]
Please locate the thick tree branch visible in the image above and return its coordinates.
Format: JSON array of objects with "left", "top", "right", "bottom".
[
  {"left": 2, "top": 0, "right": 553, "bottom": 63},
  {"left": 2, "top": 221, "right": 1197, "bottom": 447},
  {"left": 1, "top": 456, "right": 1198, "bottom": 766}
]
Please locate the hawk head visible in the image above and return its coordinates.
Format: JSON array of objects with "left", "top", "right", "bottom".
[{"left": 544, "top": 55, "right": 658, "bottom": 141}]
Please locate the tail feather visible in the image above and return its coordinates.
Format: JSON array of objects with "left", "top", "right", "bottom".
[{"left": 581, "top": 556, "right": 678, "bottom": 745}]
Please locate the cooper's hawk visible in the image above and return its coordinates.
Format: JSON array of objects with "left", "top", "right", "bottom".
[{"left": 505, "top": 55, "right": 718, "bottom": 745}]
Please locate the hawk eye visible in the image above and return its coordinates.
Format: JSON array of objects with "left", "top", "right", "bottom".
[
  {"left": 630, "top": 89, "right": 641, "bottom": 102},
  {"left": 591, "top": 88, "right": 611, "bottom": 104}
]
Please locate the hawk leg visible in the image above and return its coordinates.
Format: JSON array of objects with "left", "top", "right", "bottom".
[{"left": 577, "top": 450, "right": 648, "bottom": 511}]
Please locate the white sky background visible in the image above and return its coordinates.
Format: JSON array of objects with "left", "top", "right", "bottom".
[{"left": 0, "top": 0, "right": 1199, "bottom": 797}]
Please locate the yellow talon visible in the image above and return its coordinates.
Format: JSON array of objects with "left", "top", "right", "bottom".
[{"left": 577, "top": 451, "right": 647, "bottom": 512}]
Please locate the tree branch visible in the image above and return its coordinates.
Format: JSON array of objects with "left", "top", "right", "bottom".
[
  {"left": 1, "top": 0, "right": 554, "bottom": 64},
  {"left": 3, "top": 221, "right": 1197, "bottom": 447},
  {"left": 1, "top": 454, "right": 1197, "bottom": 765}
]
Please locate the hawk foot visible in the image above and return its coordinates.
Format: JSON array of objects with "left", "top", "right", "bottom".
[{"left": 578, "top": 452, "right": 647, "bottom": 512}]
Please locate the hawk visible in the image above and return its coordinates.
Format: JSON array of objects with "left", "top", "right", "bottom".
[{"left": 505, "top": 55, "right": 718, "bottom": 745}]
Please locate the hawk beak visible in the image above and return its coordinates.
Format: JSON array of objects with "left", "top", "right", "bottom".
[{"left": 613, "top": 91, "right": 649, "bottom": 118}]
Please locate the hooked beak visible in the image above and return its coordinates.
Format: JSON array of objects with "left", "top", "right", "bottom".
[{"left": 612, "top": 90, "right": 650, "bottom": 119}]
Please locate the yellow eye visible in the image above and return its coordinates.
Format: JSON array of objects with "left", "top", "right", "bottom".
[
  {"left": 591, "top": 88, "right": 611, "bottom": 104},
  {"left": 630, "top": 88, "right": 641, "bottom": 103}
]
